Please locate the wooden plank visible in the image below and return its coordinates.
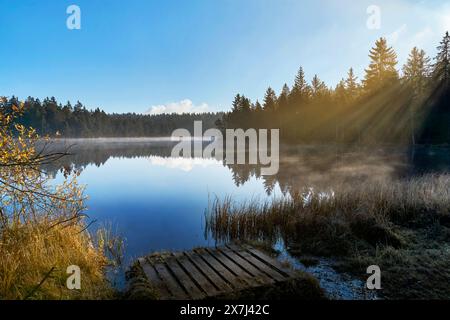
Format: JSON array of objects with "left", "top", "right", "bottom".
[
  {"left": 153, "top": 261, "right": 189, "bottom": 300},
  {"left": 131, "top": 245, "right": 301, "bottom": 300},
  {"left": 185, "top": 251, "right": 233, "bottom": 293},
  {"left": 226, "top": 245, "right": 287, "bottom": 282},
  {"left": 173, "top": 253, "right": 220, "bottom": 297},
  {"left": 218, "top": 247, "right": 274, "bottom": 285},
  {"left": 205, "top": 248, "right": 256, "bottom": 287},
  {"left": 244, "top": 246, "right": 296, "bottom": 277},
  {"left": 195, "top": 248, "right": 246, "bottom": 290},
  {"left": 138, "top": 258, "right": 172, "bottom": 299},
  {"left": 165, "top": 257, "right": 206, "bottom": 300}
]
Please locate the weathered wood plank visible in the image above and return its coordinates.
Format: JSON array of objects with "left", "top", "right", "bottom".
[
  {"left": 153, "top": 261, "right": 189, "bottom": 299},
  {"left": 205, "top": 248, "right": 256, "bottom": 287},
  {"left": 244, "top": 246, "right": 296, "bottom": 277},
  {"left": 185, "top": 251, "right": 233, "bottom": 293},
  {"left": 226, "top": 245, "right": 287, "bottom": 282},
  {"left": 165, "top": 257, "right": 206, "bottom": 300},
  {"left": 173, "top": 253, "right": 220, "bottom": 297},
  {"left": 138, "top": 258, "right": 172, "bottom": 299},
  {"left": 195, "top": 248, "right": 247, "bottom": 290},
  {"left": 219, "top": 247, "right": 274, "bottom": 284},
  {"left": 131, "top": 245, "right": 301, "bottom": 300}
]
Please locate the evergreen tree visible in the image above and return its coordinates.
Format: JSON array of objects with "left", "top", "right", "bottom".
[
  {"left": 345, "top": 67, "right": 359, "bottom": 100},
  {"left": 403, "top": 47, "right": 431, "bottom": 96},
  {"left": 364, "top": 37, "right": 398, "bottom": 90},
  {"left": 433, "top": 31, "right": 450, "bottom": 88},
  {"left": 290, "top": 67, "right": 311, "bottom": 107},
  {"left": 311, "top": 75, "right": 328, "bottom": 98},
  {"left": 334, "top": 79, "right": 347, "bottom": 103},
  {"left": 231, "top": 94, "right": 242, "bottom": 112},
  {"left": 263, "top": 87, "right": 277, "bottom": 111},
  {"left": 278, "top": 84, "right": 290, "bottom": 111},
  {"left": 254, "top": 100, "right": 263, "bottom": 112}
]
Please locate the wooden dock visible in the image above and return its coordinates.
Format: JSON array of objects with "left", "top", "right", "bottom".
[{"left": 132, "top": 245, "right": 297, "bottom": 300}]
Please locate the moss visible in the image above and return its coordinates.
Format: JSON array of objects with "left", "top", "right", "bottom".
[{"left": 124, "top": 262, "right": 159, "bottom": 300}]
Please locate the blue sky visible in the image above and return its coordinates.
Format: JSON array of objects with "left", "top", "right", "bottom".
[{"left": 1, "top": 0, "right": 449, "bottom": 114}]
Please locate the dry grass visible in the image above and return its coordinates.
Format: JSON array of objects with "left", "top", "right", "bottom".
[
  {"left": 206, "top": 173, "right": 450, "bottom": 299},
  {"left": 0, "top": 221, "right": 114, "bottom": 300},
  {"left": 206, "top": 174, "right": 450, "bottom": 256}
]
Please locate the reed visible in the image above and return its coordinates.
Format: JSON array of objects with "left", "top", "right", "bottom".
[{"left": 206, "top": 174, "right": 450, "bottom": 256}]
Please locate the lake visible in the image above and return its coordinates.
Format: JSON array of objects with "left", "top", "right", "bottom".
[{"left": 44, "top": 139, "right": 450, "bottom": 294}]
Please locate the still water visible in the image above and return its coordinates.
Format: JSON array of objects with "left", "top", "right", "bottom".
[{"left": 45, "top": 139, "right": 449, "bottom": 295}]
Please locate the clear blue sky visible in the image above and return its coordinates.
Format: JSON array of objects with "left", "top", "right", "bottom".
[{"left": 1, "top": 0, "right": 449, "bottom": 113}]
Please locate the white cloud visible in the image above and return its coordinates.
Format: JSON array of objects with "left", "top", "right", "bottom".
[
  {"left": 149, "top": 156, "right": 219, "bottom": 172},
  {"left": 145, "top": 99, "right": 209, "bottom": 115}
]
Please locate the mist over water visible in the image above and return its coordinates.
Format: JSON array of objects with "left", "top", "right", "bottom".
[{"left": 41, "top": 139, "right": 450, "bottom": 289}]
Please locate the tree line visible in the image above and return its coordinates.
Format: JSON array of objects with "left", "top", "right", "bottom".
[
  {"left": 219, "top": 33, "right": 450, "bottom": 145},
  {"left": 2, "top": 33, "right": 449, "bottom": 144},
  {"left": 0, "top": 96, "right": 222, "bottom": 138}
]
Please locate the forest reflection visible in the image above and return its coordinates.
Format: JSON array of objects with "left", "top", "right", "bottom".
[{"left": 41, "top": 139, "right": 450, "bottom": 196}]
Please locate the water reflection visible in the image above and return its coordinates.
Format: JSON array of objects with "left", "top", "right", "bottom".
[
  {"left": 42, "top": 139, "right": 442, "bottom": 196},
  {"left": 44, "top": 140, "right": 450, "bottom": 199},
  {"left": 40, "top": 139, "right": 450, "bottom": 290}
]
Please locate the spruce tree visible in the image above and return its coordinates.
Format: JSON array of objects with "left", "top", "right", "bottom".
[
  {"left": 290, "top": 67, "right": 311, "bottom": 105},
  {"left": 363, "top": 37, "right": 398, "bottom": 90},
  {"left": 345, "top": 67, "right": 359, "bottom": 99},
  {"left": 263, "top": 87, "right": 277, "bottom": 111},
  {"left": 311, "top": 75, "right": 328, "bottom": 99},
  {"left": 254, "top": 100, "right": 263, "bottom": 112},
  {"left": 278, "top": 84, "right": 290, "bottom": 111},
  {"left": 403, "top": 47, "right": 430, "bottom": 96},
  {"left": 231, "top": 94, "right": 242, "bottom": 112},
  {"left": 433, "top": 31, "right": 450, "bottom": 88},
  {"left": 335, "top": 79, "right": 347, "bottom": 103}
]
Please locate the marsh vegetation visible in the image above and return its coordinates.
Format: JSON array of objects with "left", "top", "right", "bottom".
[{"left": 206, "top": 174, "right": 450, "bottom": 299}]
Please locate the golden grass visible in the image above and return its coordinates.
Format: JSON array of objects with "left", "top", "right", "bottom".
[
  {"left": 206, "top": 174, "right": 450, "bottom": 255},
  {"left": 0, "top": 221, "right": 113, "bottom": 300}
]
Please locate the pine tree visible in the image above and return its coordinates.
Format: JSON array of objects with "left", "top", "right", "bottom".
[
  {"left": 311, "top": 75, "right": 328, "bottom": 98},
  {"left": 231, "top": 94, "right": 242, "bottom": 112},
  {"left": 403, "top": 47, "right": 431, "bottom": 96},
  {"left": 278, "top": 84, "right": 290, "bottom": 111},
  {"left": 254, "top": 100, "right": 263, "bottom": 112},
  {"left": 263, "top": 87, "right": 277, "bottom": 111},
  {"left": 345, "top": 67, "right": 359, "bottom": 99},
  {"left": 290, "top": 67, "right": 311, "bottom": 105},
  {"left": 335, "top": 79, "right": 347, "bottom": 103},
  {"left": 293, "top": 67, "right": 308, "bottom": 93},
  {"left": 433, "top": 31, "right": 450, "bottom": 88},
  {"left": 364, "top": 37, "right": 398, "bottom": 90}
]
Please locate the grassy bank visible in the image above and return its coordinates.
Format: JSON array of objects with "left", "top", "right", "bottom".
[
  {"left": 0, "top": 221, "right": 113, "bottom": 300},
  {"left": 206, "top": 174, "right": 450, "bottom": 299},
  {"left": 0, "top": 103, "right": 114, "bottom": 300}
]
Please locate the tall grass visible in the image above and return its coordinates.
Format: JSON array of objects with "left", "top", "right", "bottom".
[
  {"left": 206, "top": 174, "right": 450, "bottom": 255},
  {"left": 0, "top": 103, "right": 115, "bottom": 300},
  {"left": 0, "top": 221, "right": 113, "bottom": 300}
]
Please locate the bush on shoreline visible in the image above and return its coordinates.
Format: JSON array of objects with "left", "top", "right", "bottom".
[{"left": 0, "top": 100, "right": 113, "bottom": 300}]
